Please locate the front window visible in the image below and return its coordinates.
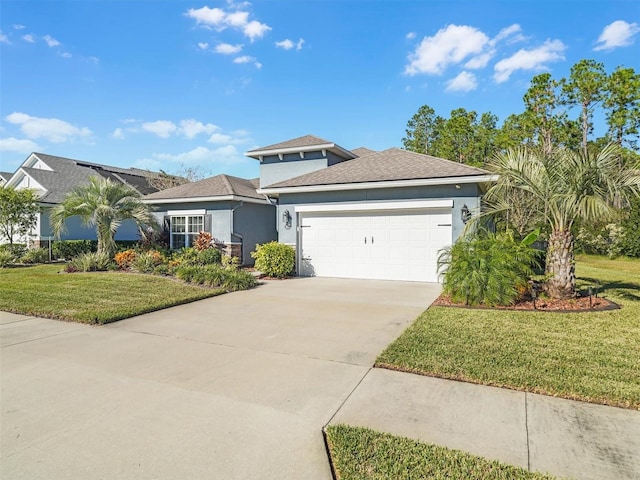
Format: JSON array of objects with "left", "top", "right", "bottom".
[{"left": 171, "top": 215, "right": 204, "bottom": 249}]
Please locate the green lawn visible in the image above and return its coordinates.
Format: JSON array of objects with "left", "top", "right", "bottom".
[
  {"left": 377, "top": 255, "right": 640, "bottom": 409},
  {"left": 325, "top": 425, "right": 556, "bottom": 480},
  {"left": 0, "top": 264, "right": 225, "bottom": 324}
]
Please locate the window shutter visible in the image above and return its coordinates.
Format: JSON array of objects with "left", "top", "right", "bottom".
[
  {"left": 163, "top": 216, "right": 170, "bottom": 232},
  {"left": 204, "top": 214, "right": 212, "bottom": 233}
]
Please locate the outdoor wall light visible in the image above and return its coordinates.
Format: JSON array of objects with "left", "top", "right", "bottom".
[
  {"left": 460, "top": 204, "right": 471, "bottom": 223},
  {"left": 282, "top": 209, "right": 292, "bottom": 229}
]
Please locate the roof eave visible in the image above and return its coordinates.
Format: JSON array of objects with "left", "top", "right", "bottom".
[
  {"left": 257, "top": 174, "right": 499, "bottom": 196},
  {"left": 246, "top": 143, "right": 356, "bottom": 161},
  {"left": 143, "top": 195, "right": 270, "bottom": 206}
]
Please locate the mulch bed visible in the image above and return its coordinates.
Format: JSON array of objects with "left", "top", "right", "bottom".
[{"left": 433, "top": 293, "right": 620, "bottom": 312}]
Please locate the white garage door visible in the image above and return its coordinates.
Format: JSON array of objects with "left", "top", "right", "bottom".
[{"left": 299, "top": 208, "right": 452, "bottom": 282}]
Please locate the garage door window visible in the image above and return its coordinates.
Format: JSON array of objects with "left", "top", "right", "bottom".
[{"left": 171, "top": 215, "right": 203, "bottom": 249}]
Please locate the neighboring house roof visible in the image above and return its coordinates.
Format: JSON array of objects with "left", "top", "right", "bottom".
[
  {"left": 350, "top": 147, "right": 377, "bottom": 157},
  {"left": 0, "top": 171, "right": 12, "bottom": 185},
  {"left": 260, "top": 148, "right": 493, "bottom": 191},
  {"left": 143, "top": 174, "right": 266, "bottom": 204},
  {"left": 9, "top": 153, "right": 161, "bottom": 204},
  {"left": 246, "top": 134, "right": 356, "bottom": 160}
]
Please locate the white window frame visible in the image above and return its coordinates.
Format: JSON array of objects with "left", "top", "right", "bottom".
[{"left": 169, "top": 210, "right": 206, "bottom": 249}]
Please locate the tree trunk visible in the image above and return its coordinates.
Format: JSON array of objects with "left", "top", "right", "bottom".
[{"left": 545, "top": 229, "right": 576, "bottom": 298}]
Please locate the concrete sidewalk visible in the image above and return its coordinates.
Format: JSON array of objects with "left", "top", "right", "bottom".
[{"left": 329, "top": 368, "right": 640, "bottom": 480}]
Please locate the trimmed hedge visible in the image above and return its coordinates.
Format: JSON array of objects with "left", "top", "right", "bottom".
[{"left": 251, "top": 242, "right": 295, "bottom": 278}]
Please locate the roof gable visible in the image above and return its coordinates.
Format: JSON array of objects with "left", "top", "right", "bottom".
[{"left": 246, "top": 134, "right": 356, "bottom": 161}]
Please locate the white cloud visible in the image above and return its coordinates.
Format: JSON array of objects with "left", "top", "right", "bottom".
[
  {"left": 185, "top": 6, "right": 271, "bottom": 41},
  {"left": 493, "top": 39, "right": 565, "bottom": 83},
  {"left": 594, "top": 20, "right": 640, "bottom": 51},
  {"left": 59, "top": 52, "right": 72, "bottom": 59},
  {"left": 0, "top": 137, "right": 40, "bottom": 153},
  {"left": 112, "top": 128, "right": 125, "bottom": 140},
  {"left": 13, "top": 24, "right": 26, "bottom": 30},
  {"left": 198, "top": 42, "right": 209, "bottom": 50},
  {"left": 0, "top": 32, "right": 9, "bottom": 44},
  {"left": 225, "top": 11, "right": 249, "bottom": 27},
  {"left": 215, "top": 42, "right": 243, "bottom": 54},
  {"left": 445, "top": 71, "right": 478, "bottom": 92},
  {"left": 179, "top": 119, "right": 219, "bottom": 139},
  {"left": 492, "top": 24, "right": 523, "bottom": 44},
  {"left": 275, "top": 38, "right": 304, "bottom": 51},
  {"left": 464, "top": 52, "right": 494, "bottom": 69},
  {"left": 406, "top": 32, "right": 416, "bottom": 40},
  {"left": 275, "top": 39, "right": 294, "bottom": 50},
  {"left": 153, "top": 145, "right": 245, "bottom": 165},
  {"left": 141, "top": 120, "right": 177, "bottom": 138},
  {"left": 208, "top": 133, "right": 234, "bottom": 144},
  {"left": 22, "top": 34, "right": 35, "bottom": 43},
  {"left": 243, "top": 20, "right": 271, "bottom": 42},
  {"left": 43, "top": 35, "right": 61, "bottom": 47},
  {"left": 5, "top": 112, "right": 92, "bottom": 143},
  {"left": 233, "top": 55, "right": 261, "bottom": 68},
  {"left": 185, "top": 6, "right": 227, "bottom": 28},
  {"left": 405, "top": 25, "right": 489, "bottom": 75}
]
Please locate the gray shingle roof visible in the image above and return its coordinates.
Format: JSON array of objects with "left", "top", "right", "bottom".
[
  {"left": 247, "top": 134, "right": 334, "bottom": 153},
  {"left": 144, "top": 174, "right": 263, "bottom": 201},
  {"left": 350, "top": 147, "right": 377, "bottom": 157},
  {"left": 0, "top": 171, "right": 13, "bottom": 182},
  {"left": 263, "top": 148, "right": 490, "bottom": 189},
  {"left": 18, "top": 153, "right": 161, "bottom": 204}
]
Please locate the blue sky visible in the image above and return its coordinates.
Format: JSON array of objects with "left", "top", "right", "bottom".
[{"left": 1, "top": 0, "right": 638, "bottom": 180}]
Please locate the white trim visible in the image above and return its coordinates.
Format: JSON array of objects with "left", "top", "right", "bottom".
[
  {"left": 167, "top": 209, "right": 206, "bottom": 216},
  {"left": 6, "top": 168, "right": 48, "bottom": 193},
  {"left": 294, "top": 199, "right": 453, "bottom": 214},
  {"left": 258, "top": 174, "right": 498, "bottom": 195},
  {"left": 144, "top": 195, "right": 271, "bottom": 206},
  {"left": 246, "top": 143, "right": 356, "bottom": 160}
]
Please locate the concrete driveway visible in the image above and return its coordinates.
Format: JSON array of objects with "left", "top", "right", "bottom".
[{"left": 1, "top": 277, "right": 440, "bottom": 479}]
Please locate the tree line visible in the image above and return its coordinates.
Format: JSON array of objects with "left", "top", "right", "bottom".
[{"left": 402, "top": 59, "right": 639, "bottom": 165}]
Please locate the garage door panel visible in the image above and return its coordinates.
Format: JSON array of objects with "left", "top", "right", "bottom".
[{"left": 300, "top": 210, "right": 451, "bottom": 282}]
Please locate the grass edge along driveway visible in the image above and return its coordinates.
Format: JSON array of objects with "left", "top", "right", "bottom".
[
  {"left": 376, "top": 255, "right": 640, "bottom": 410},
  {"left": 325, "top": 425, "right": 557, "bottom": 480},
  {"left": 0, "top": 264, "right": 225, "bottom": 324}
]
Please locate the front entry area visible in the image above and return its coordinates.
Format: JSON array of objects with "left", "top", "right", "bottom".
[{"left": 298, "top": 206, "right": 452, "bottom": 282}]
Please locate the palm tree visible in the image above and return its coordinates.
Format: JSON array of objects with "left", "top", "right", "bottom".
[
  {"left": 51, "top": 176, "right": 157, "bottom": 256},
  {"left": 484, "top": 143, "right": 640, "bottom": 298}
]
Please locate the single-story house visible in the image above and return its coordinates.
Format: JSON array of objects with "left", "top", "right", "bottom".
[
  {"left": 143, "top": 174, "right": 277, "bottom": 266},
  {"left": 246, "top": 135, "right": 496, "bottom": 282},
  {"left": 3, "top": 152, "right": 163, "bottom": 246}
]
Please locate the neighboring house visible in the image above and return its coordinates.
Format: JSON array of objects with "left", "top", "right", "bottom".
[
  {"left": 143, "top": 174, "right": 277, "bottom": 266},
  {"left": 0, "top": 172, "right": 13, "bottom": 186},
  {"left": 247, "top": 135, "right": 496, "bottom": 282},
  {"left": 3, "top": 152, "right": 163, "bottom": 246}
]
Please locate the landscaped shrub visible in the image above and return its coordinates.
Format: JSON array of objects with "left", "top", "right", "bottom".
[
  {"left": 620, "top": 196, "right": 640, "bottom": 258},
  {"left": 153, "top": 263, "right": 170, "bottom": 276},
  {"left": 575, "top": 223, "right": 625, "bottom": 258},
  {"left": 52, "top": 240, "right": 96, "bottom": 260},
  {"left": 171, "top": 247, "right": 199, "bottom": 266},
  {"left": 20, "top": 248, "right": 50, "bottom": 264},
  {"left": 130, "top": 250, "right": 165, "bottom": 273},
  {"left": 251, "top": 242, "right": 295, "bottom": 278},
  {"left": 0, "top": 243, "right": 27, "bottom": 260},
  {"left": 197, "top": 247, "right": 222, "bottom": 265},
  {"left": 438, "top": 230, "right": 539, "bottom": 306},
  {"left": 114, "top": 249, "right": 137, "bottom": 269},
  {"left": 222, "top": 254, "right": 240, "bottom": 271},
  {"left": 175, "top": 264, "right": 257, "bottom": 291},
  {"left": 0, "top": 250, "right": 14, "bottom": 267},
  {"left": 67, "top": 252, "right": 114, "bottom": 272},
  {"left": 193, "top": 231, "right": 213, "bottom": 251}
]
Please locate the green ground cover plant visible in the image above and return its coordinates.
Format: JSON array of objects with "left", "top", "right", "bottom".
[
  {"left": 377, "top": 256, "right": 640, "bottom": 409},
  {"left": 325, "top": 425, "right": 556, "bottom": 480},
  {"left": 0, "top": 264, "right": 224, "bottom": 324}
]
